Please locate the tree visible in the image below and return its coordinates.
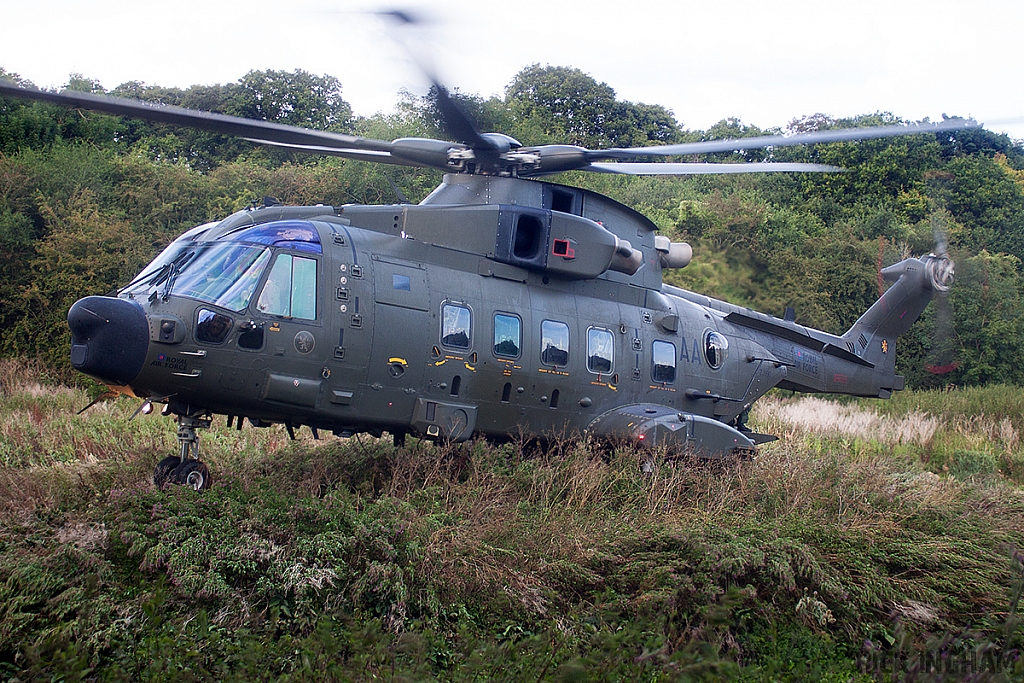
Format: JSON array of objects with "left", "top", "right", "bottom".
[
  {"left": 228, "top": 69, "right": 352, "bottom": 132},
  {"left": 105, "top": 70, "right": 355, "bottom": 169},
  {"left": 505, "top": 65, "right": 679, "bottom": 149},
  {"left": 110, "top": 80, "right": 249, "bottom": 169},
  {"left": 942, "top": 155, "right": 1024, "bottom": 260},
  {"left": 5, "top": 189, "right": 151, "bottom": 371},
  {"left": 923, "top": 251, "right": 1024, "bottom": 387},
  {"left": 698, "top": 118, "right": 775, "bottom": 163},
  {"left": 0, "top": 69, "right": 61, "bottom": 154},
  {"left": 407, "top": 85, "right": 512, "bottom": 141}
]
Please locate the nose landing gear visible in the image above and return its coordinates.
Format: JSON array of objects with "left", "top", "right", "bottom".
[{"left": 153, "top": 415, "right": 212, "bottom": 490}]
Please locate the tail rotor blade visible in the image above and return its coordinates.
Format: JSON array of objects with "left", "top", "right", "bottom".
[
  {"left": 931, "top": 208, "right": 950, "bottom": 257},
  {"left": 924, "top": 290, "right": 959, "bottom": 375}
]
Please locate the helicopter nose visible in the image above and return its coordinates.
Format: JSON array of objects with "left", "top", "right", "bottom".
[{"left": 68, "top": 296, "right": 149, "bottom": 386}]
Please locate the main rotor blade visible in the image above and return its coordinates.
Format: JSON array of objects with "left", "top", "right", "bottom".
[
  {"left": 584, "top": 162, "right": 845, "bottom": 175},
  {"left": 372, "top": 8, "right": 493, "bottom": 153},
  {"left": 430, "top": 82, "right": 495, "bottom": 151},
  {"left": 587, "top": 118, "right": 981, "bottom": 161},
  {"left": 0, "top": 79, "right": 395, "bottom": 154},
  {"left": 241, "top": 139, "right": 433, "bottom": 168}
]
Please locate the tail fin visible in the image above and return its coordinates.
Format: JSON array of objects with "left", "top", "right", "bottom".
[{"left": 842, "top": 254, "right": 954, "bottom": 369}]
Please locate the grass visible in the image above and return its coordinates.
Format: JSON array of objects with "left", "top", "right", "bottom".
[
  {"left": 759, "top": 389, "right": 1024, "bottom": 485},
  {"left": 1, "top": 358, "right": 1023, "bottom": 681}
]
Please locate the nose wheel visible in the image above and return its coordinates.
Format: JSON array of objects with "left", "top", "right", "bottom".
[
  {"left": 171, "top": 459, "right": 210, "bottom": 490},
  {"left": 153, "top": 415, "right": 212, "bottom": 490}
]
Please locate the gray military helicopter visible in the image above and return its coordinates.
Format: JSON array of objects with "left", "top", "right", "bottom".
[{"left": 0, "top": 76, "right": 966, "bottom": 490}]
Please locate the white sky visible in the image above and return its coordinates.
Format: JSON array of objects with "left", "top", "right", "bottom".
[{"left": 2, "top": 0, "right": 1022, "bottom": 142}]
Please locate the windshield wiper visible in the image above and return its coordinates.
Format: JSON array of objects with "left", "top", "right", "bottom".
[
  {"left": 152, "top": 250, "right": 194, "bottom": 301},
  {"left": 123, "top": 261, "right": 170, "bottom": 294},
  {"left": 162, "top": 260, "right": 180, "bottom": 301}
]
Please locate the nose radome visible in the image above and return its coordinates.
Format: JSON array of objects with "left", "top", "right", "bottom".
[{"left": 68, "top": 296, "right": 149, "bottom": 386}]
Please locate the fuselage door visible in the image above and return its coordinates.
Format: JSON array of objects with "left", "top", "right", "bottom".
[
  {"left": 368, "top": 256, "right": 431, "bottom": 428},
  {"left": 249, "top": 250, "right": 327, "bottom": 410}
]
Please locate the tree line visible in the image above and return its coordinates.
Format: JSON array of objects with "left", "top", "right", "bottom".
[{"left": 1, "top": 64, "right": 1023, "bottom": 388}]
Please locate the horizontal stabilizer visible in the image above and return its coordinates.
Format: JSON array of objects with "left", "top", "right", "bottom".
[{"left": 745, "top": 432, "right": 779, "bottom": 446}]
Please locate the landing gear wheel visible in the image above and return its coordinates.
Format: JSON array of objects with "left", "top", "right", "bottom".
[
  {"left": 153, "top": 456, "right": 182, "bottom": 489},
  {"left": 171, "top": 460, "right": 211, "bottom": 491}
]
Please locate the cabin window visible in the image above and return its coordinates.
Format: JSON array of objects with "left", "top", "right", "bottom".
[
  {"left": 652, "top": 340, "right": 677, "bottom": 384},
  {"left": 441, "top": 303, "right": 472, "bottom": 349},
  {"left": 587, "top": 327, "right": 614, "bottom": 374},
  {"left": 703, "top": 330, "right": 729, "bottom": 370},
  {"left": 493, "top": 313, "right": 521, "bottom": 358},
  {"left": 392, "top": 273, "right": 411, "bottom": 291},
  {"left": 195, "top": 308, "right": 233, "bottom": 344},
  {"left": 541, "top": 320, "right": 570, "bottom": 367},
  {"left": 257, "top": 253, "right": 318, "bottom": 320}
]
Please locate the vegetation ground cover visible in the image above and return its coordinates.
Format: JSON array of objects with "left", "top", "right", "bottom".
[{"left": 1, "top": 359, "right": 1021, "bottom": 681}]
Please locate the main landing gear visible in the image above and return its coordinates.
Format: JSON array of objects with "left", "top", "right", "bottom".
[{"left": 153, "top": 415, "right": 212, "bottom": 491}]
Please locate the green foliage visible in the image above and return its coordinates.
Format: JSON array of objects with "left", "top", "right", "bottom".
[
  {"left": 881, "top": 383, "right": 1024, "bottom": 429},
  {"left": 230, "top": 69, "right": 352, "bottom": 131},
  {"left": 104, "top": 69, "right": 354, "bottom": 170},
  {"left": 112, "top": 480, "right": 422, "bottom": 634},
  {"left": 407, "top": 86, "right": 514, "bottom": 142},
  {"left": 916, "top": 251, "right": 1024, "bottom": 388},
  {"left": 15, "top": 190, "right": 151, "bottom": 365},
  {"left": 944, "top": 155, "right": 1024, "bottom": 259},
  {"left": 504, "top": 64, "right": 681, "bottom": 148},
  {"left": 2, "top": 376, "right": 1024, "bottom": 679},
  {"left": 0, "top": 70, "right": 125, "bottom": 154}
]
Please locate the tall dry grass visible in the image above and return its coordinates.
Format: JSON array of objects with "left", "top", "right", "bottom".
[
  {"left": 0, "top": 357, "right": 52, "bottom": 397},
  {"left": 754, "top": 395, "right": 942, "bottom": 446},
  {"left": 755, "top": 392, "right": 1024, "bottom": 484},
  {"left": 356, "top": 423, "right": 992, "bottom": 623}
]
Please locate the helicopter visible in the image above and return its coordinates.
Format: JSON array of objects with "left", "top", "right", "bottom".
[{"left": 0, "top": 76, "right": 966, "bottom": 490}]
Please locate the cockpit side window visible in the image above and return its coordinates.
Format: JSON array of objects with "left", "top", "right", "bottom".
[{"left": 257, "top": 253, "right": 318, "bottom": 320}]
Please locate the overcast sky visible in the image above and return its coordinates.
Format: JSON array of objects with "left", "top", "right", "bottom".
[{"left": 2, "top": 0, "right": 1022, "bottom": 141}]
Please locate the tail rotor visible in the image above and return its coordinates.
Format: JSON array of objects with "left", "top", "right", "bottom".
[{"left": 924, "top": 209, "right": 959, "bottom": 375}]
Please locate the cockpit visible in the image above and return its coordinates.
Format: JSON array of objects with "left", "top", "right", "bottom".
[{"left": 120, "top": 220, "right": 324, "bottom": 315}]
